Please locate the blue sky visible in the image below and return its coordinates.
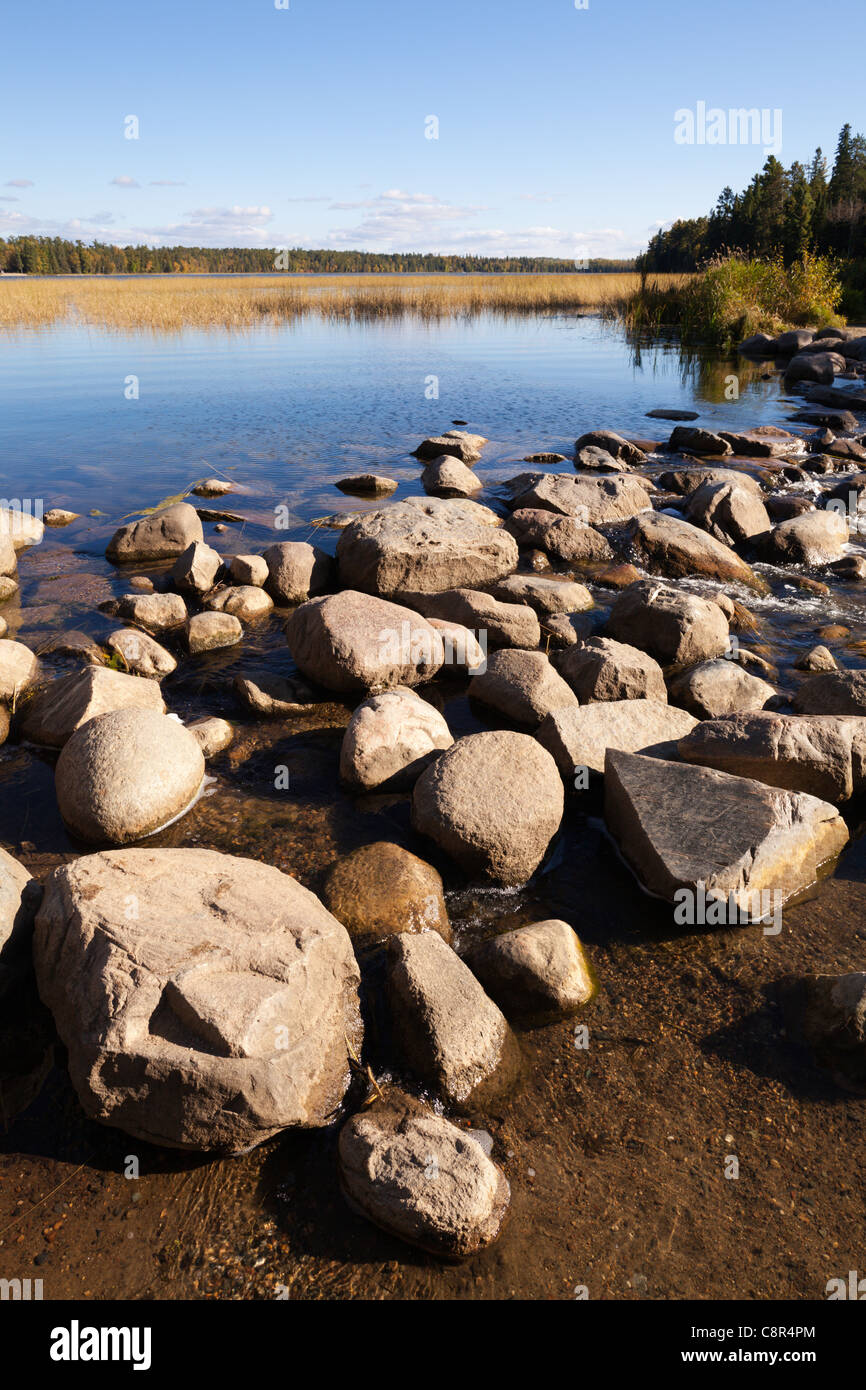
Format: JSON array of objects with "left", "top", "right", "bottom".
[{"left": 1, "top": 0, "right": 863, "bottom": 258}]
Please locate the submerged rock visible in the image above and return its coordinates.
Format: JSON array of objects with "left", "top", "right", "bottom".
[
  {"left": 412, "top": 730, "right": 563, "bottom": 884},
  {"left": 335, "top": 474, "right": 398, "bottom": 497},
  {"left": 537, "top": 699, "right": 697, "bottom": 778},
  {"left": 106, "top": 503, "right": 203, "bottom": 563},
  {"left": 33, "top": 848, "right": 362, "bottom": 1151},
  {"left": 322, "top": 842, "right": 450, "bottom": 947},
  {"left": 55, "top": 709, "right": 205, "bottom": 843},
  {"left": 338, "top": 1088, "right": 510, "bottom": 1257},
  {"left": 340, "top": 687, "right": 453, "bottom": 791},
  {"left": 799, "top": 973, "right": 866, "bottom": 1090},
  {"left": 387, "top": 930, "right": 521, "bottom": 1112},
  {"left": 233, "top": 672, "right": 322, "bottom": 716},
  {"left": 21, "top": 666, "right": 165, "bottom": 747},
  {"left": 466, "top": 919, "right": 595, "bottom": 1022},
  {"left": 604, "top": 749, "right": 848, "bottom": 912}
]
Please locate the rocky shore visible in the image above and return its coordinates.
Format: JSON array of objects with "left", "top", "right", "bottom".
[{"left": 2, "top": 335, "right": 866, "bottom": 1274}]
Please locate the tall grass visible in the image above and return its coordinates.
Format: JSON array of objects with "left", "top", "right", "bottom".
[
  {"left": 0, "top": 271, "right": 689, "bottom": 331},
  {"left": 624, "top": 252, "right": 844, "bottom": 346}
]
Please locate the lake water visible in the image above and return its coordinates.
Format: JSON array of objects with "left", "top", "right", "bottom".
[{"left": 2, "top": 311, "right": 866, "bottom": 1301}]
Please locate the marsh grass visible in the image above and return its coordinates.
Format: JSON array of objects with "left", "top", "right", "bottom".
[{"left": 0, "top": 271, "right": 690, "bottom": 332}]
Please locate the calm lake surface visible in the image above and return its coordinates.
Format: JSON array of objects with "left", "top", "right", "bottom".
[
  {"left": 1, "top": 314, "right": 795, "bottom": 525},
  {"left": 2, "top": 311, "right": 865, "bottom": 1301}
]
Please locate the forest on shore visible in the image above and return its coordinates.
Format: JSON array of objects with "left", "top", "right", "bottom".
[
  {"left": 640, "top": 123, "right": 866, "bottom": 271},
  {"left": 0, "top": 242, "right": 636, "bottom": 276}
]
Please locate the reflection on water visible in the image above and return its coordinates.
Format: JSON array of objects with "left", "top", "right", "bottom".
[{"left": 2, "top": 313, "right": 866, "bottom": 1300}]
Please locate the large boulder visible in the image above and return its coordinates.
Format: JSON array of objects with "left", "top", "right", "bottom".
[
  {"left": 667, "top": 427, "right": 733, "bottom": 457},
  {"left": 33, "top": 848, "right": 362, "bottom": 1151},
  {"left": 286, "top": 591, "right": 444, "bottom": 693},
  {"left": 468, "top": 649, "right": 577, "bottom": 725},
  {"left": 630, "top": 511, "right": 764, "bottom": 591},
  {"left": 686, "top": 478, "right": 771, "bottom": 546},
  {"left": 0, "top": 848, "right": 41, "bottom": 992},
  {"left": 55, "top": 709, "right": 205, "bottom": 843},
  {"left": 406, "top": 588, "right": 540, "bottom": 649},
  {"left": 0, "top": 640, "right": 41, "bottom": 703},
  {"left": 668, "top": 658, "right": 776, "bottom": 719},
  {"left": 574, "top": 429, "right": 646, "bottom": 467},
  {"left": 105, "top": 629, "right": 177, "bottom": 680},
  {"left": 604, "top": 749, "right": 848, "bottom": 912},
  {"left": 115, "top": 592, "right": 188, "bottom": 634},
  {"left": 21, "top": 665, "right": 165, "bottom": 747},
  {"left": 537, "top": 699, "right": 698, "bottom": 778},
  {"left": 386, "top": 931, "right": 521, "bottom": 1111},
  {"left": 421, "top": 455, "right": 481, "bottom": 498},
  {"left": 171, "top": 540, "right": 221, "bottom": 594},
  {"left": 605, "top": 581, "right": 730, "bottom": 667},
  {"left": 557, "top": 636, "right": 667, "bottom": 703},
  {"left": 490, "top": 574, "right": 593, "bottom": 615},
  {"left": 412, "top": 730, "right": 563, "bottom": 884},
  {"left": 106, "top": 502, "right": 203, "bottom": 563},
  {"left": 509, "top": 473, "right": 651, "bottom": 524},
  {"left": 506, "top": 509, "right": 613, "bottom": 564},
  {"left": 678, "top": 711, "right": 866, "bottom": 802},
  {"left": 340, "top": 687, "right": 453, "bottom": 791},
  {"left": 794, "top": 671, "right": 866, "bottom": 716},
  {"left": 262, "top": 541, "right": 334, "bottom": 605},
  {"left": 205, "top": 585, "right": 274, "bottom": 622},
  {"left": 338, "top": 1089, "right": 510, "bottom": 1257},
  {"left": 763, "top": 511, "right": 848, "bottom": 566},
  {"left": 187, "top": 611, "right": 243, "bottom": 653},
  {"left": 0, "top": 506, "right": 43, "bottom": 551},
  {"left": 466, "top": 919, "right": 595, "bottom": 1023},
  {"left": 784, "top": 351, "right": 845, "bottom": 387},
  {"left": 322, "top": 842, "right": 450, "bottom": 948},
  {"left": 336, "top": 498, "right": 517, "bottom": 597}
]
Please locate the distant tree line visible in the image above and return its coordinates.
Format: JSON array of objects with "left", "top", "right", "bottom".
[
  {"left": 0, "top": 240, "right": 636, "bottom": 276},
  {"left": 640, "top": 123, "right": 866, "bottom": 272}
]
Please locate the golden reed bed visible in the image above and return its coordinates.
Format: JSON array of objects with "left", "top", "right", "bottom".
[{"left": 0, "top": 272, "right": 690, "bottom": 331}]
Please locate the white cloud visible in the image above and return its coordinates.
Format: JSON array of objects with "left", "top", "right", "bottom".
[
  {"left": 110, "top": 176, "right": 140, "bottom": 188},
  {"left": 5, "top": 179, "right": 33, "bottom": 188}
]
